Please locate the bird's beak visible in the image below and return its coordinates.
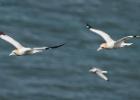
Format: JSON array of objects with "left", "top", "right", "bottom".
[
  {"left": 97, "top": 47, "right": 102, "bottom": 51},
  {"left": 9, "top": 52, "right": 14, "bottom": 56},
  {"left": 89, "top": 69, "right": 96, "bottom": 72},
  {"left": 89, "top": 69, "right": 92, "bottom": 72}
]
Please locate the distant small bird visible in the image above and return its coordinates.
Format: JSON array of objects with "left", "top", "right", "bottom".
[
  {"left": 0, "top": 32, "right": 65, "bottom": 56},
  {"left": 89, "top": 67, "right": 109, "bottom": 81},
  {"left": 86, "top": 24, "right": 140, "bottom": 51}
]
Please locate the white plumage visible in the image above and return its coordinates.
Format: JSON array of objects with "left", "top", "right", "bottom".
[
  {"left": 86, "top": 24, "right": 140, "bottom": 51},
  {"left": 89, "top": 67, "right": 109, "bottom": 81},
  {"left": 0, "top": 32, "right": 64, "bottom": 56}
]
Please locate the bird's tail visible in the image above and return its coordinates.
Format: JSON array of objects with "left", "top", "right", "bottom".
[
  {"left": 46, "top": 43, "right": 65, "bottom": 50},
  {"left": 102, "top": 71, "right": 108, "bottom": 74},
  {"left": 122, "top": 43, "right": 133, "bottom": 47}
]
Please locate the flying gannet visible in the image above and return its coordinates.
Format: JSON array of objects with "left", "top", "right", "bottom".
[
  {"left": 0, "top": 32, "right": 64, "bottom": 56},
  {"left": 89, "top": 67, "right": 109, "bottom": 81},
  {"left": 86, "top": 24, "right": 140, "bottom": 51}
]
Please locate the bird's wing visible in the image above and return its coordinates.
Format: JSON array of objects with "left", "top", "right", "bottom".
[
  {"left": 96, "top": 71, "right": 108, "bottom": 81},
  {"left": 0, "top": 32, "right": 24, "bottom": 49},
  {"left": 33, "top": 47, "right": 47, "bottom": 50},
  {"left": 116, "top": 36, "right": 140, "bottom": 44},
  {"left": 86, "top": 24, "right": 114, "bottom": 43},
  {"left": 115, "top": 35, "right": 140, "bottom": 46},
  {"left": 33, "top": 43, "right": 65, "bottom": 50}
]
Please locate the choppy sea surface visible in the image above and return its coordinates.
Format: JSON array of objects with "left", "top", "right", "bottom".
[{"left": 0, "top": 0, "right": 140, "bottom": 100}]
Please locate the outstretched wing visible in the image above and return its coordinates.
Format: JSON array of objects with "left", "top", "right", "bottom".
[
  {"left": 33, "top": 43, "right": 65, "bottom": 50},
  {"left": 0, "top": 32, "right": 24, "bottom": 49},
  {"left": 116, "top": 35, "right": 140, "bottom": 44},
  {"left": 86, "top": 24, "right": 114, "bottom": 43},
  {"left": 96, "top": 71, "right": 108, "bottom": 81}
]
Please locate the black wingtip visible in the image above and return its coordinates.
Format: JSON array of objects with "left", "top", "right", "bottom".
[
  {"left": 107, "top": 79, "right": 110, "bottom": 82},
  {"left": 0, "top": 32, "right": 5, "bottom": 35},
  {"left": 47, "top": 43, "right": 65, "bottom": 49},
  {"left": 86, "top": 24, "right": 92, "bottom": 29},
  {"left": 133, "top": 35, "right": 137, "bottom": 38},
  {"left": 133, "top": 35, "right": 140, "bottom": 38}
]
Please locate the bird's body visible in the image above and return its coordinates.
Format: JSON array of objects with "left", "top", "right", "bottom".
[
  {"left": 11, "top": 48, "right": 31, "bottom": 56},
  {"left": 0, "top": 32, "right": 64, "bottom": 56},
  {"left": 86, "top": 24, "right": 140, "bottom": 51},
  {"left": 89, "top": 67, "right": 108, "bottom": 81},
  {"left": 11, "top": 48, "right": 42, "bottom": 56}
]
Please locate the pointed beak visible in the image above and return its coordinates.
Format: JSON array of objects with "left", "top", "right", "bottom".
[
  {"left": 9, "top": 52, "right": 14, "bottom": 56},
  {"left": 89, "top": 69, "right": 92, "bottom": 72},
  {"left": 97, "top": 47, "right": 102, "bottom": 51},
  {"left": 89, "top": 68, "right": 96, "bottom": 72}
]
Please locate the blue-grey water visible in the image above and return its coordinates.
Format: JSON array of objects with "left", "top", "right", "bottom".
[{"left": 0, "top": 0, "right": 140, "bottom": 100}]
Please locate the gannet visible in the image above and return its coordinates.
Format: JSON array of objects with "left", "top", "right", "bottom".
[
  {"left": 86, "top": 24, "right": 140, "bottom": 51},
  {"left": 89, "top": 67, "right": 109, "bottom": 81},
  {"left": 0, "top": 32, "right": 64, "bottom": 56}
]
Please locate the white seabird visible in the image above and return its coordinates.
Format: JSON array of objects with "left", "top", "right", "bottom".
[
  {"left": 89, "top": 67, "right": 109, "bottom": 81},
  {"left": 0, "top": 32, "right": 64, "bottom": 56},
  {"left": 86, "top": 24, "right": 140, "bottom": 51}
]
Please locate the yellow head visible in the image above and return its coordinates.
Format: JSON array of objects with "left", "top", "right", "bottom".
[{"left": 97, "top": 43, "right": 107, "bottom": 51}]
